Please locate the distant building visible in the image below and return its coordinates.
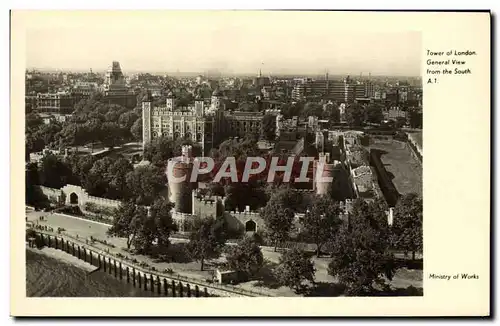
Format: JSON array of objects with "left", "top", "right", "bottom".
[
  {"left": 142, "top": 89, "right": 278, "bottom": 154},
  {"left": 364, "top": 81, "right": 375, "bottom": 98},
  {"left": 102, "top": 61, "right": 137, "bottom": 108},
  {"left": 36, "top": 92, "right": 74, "bottom": 115},
  {"left": 73, "top": 81, "right": 99, "bottom": 97},
  {"left": 291, "top": 75, "right": 365, "bottom": 103},
  {"left": 261, "top": 86, "right": 274, "bottom": 100},
  {"left": 253, "top": 70, "right": 271, "bottom": 88}
]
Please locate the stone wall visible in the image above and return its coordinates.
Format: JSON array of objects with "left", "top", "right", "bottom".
[
  {"left": 34, "top": 232, "right": 221, "bottom": 297},
  {"left": 191, "top": 190, "right": 224, "bottom": 219},
  {"left": 407, "top": 133, "right": 423, "bottom": 163},
  {"left": 37, "top": 184, "right": 121, "bottom": 212},
  {"left": 369, "top": 150, "right": 400, "bottom": 207}
]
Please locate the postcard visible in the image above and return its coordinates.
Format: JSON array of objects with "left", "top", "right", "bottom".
[{"left": 11, "top": 10, "right": 490, "bottom": 317}]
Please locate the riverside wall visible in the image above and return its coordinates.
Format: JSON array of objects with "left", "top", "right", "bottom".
[{"left": 32, "top": 231, "right": 265, "bottom": 297}]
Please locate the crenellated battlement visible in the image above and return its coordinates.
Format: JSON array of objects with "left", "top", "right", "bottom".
[
  {"left": 228, "top": 210, "right": 261, "bottom": 218},
  {"left": 264, "top": 109, "right": 281, "bottom": 115}
]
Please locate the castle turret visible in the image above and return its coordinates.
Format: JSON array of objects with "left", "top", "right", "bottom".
[
  {"left": 167, "top": 145, "right": 194, "bottom": 214},
  {"left": 142, "top": 90, "right": 153, "bottom": 148},
  {"left": 210, "top": 88, "right": 223, "bottom": 111},
  {"left": 166, "top": 90, "right": 175, "bottom": 111},
  {"left": 194, "top": 95, "right": 204, "bottom": 117}
]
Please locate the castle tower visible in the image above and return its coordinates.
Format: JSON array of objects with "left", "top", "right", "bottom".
[
  {"left": 194, "top": 95, "right": 204, "bottom": 117},
  {"left": 167, "top": 145, "right": 194, "bottom": 214},
  {"left": 210, "top": 89, "right": 223, "bottom": 111},
  {"left": 142, "top": 90, "right": 153, "bottom": 149},
  {"left": 166, "top": 90, "right": 175, "bottom": 111}
]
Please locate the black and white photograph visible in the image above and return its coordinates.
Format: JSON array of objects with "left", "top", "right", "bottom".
[
  {"left": 23, "top": 11, "right": 423, "bottom": 299},
  {"left": 10, "top": 9, "right": 491, "bottom": 317}
]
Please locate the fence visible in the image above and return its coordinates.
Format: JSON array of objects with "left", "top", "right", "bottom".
[
  {"left": 32, "top": 231, "right": 272, "bottom": 297},
  {"left": 35, "top": 232, "right": 210, "bottom": 297}
]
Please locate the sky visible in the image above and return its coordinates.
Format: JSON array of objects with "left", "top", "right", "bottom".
[{"left": 25, "top": 11, "right": 422, "bottom": 76}]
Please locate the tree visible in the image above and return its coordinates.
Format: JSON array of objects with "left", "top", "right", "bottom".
[
  {"left": 26, "top": 113, "right": 44, "bottom": 130},
  {"left": 260, "top": 187, "right": 299, "bottom": 251},
  {"left": 328, "top": 198, "right": 394, "bottom": 295},
  {"left": 125, "top": 165, "right": 167, "bottom": 205},
  {"left": 65, "top": 154, "right": 96, "bottom": 186},
  {"left": 84, "top": 157, "right": 115, "bottom": 197},
  {"left": 100, "top": 122, "right": 124, "bottom": 148},
  {"left": 345, "top": 103, "right": 365, "bottom": 127},
  {"left": 26, "top": 162, "right": 50, "bottom": 209},
  {"left": 118, "top": 111, "right": 139, "bottom": 129},
  {"left": 390, "top": 193, "right": 423, "bottom": 260},
  {"left": 25, "top": 131, "right": 45, "bottom": 160},
  {"left": 104, "top": 110, "right": 120, "bottom": 123},
  {"left": 108, "top": 200, "right": 148, "bottom": 250},
  {"left": 35, "top": 123, "right": 62, "bottom": 148},
  {"left": 325, "top": 103, "right": 340, "bottom": 124},
  {"left": 187, "top": 216, "right": 226, "bottom": 271},
  {"left": 261, "top": 114, "right": 276, "bottom": 141},
  {"left": 143, "top": 136, "right": 176, "bottom": 167},
  {"left": 226, "top": 237, "right": 264, "bottom": 280},
  {"left": 300, "top": 195, "right": 342, "bottom": 257},
  {"left": 280, "top": 102, "right": 303, "bottom": 119},
  {"left": 148, "top": 199, "right": 178, "bottom": 251},
  {"left": 365, "top": 104, "right": 384, "bottom": 124},
  {"left": 408, "top": 108, "right": 423, "bottom": 129},
  {"left": 107, "top": 157, "right": 134, "bottom": 199},
  {"left": 301, "top": 102, "right": 323, "bottom": 118},
  {"left": 39, "top": 153, "right": 72, "bottom": 189},
  {"left": 130, "top": 118, "right": 142, "bottom": 141},
  {"left": 275, "top": 247, "right": 316, "bottom": 292}
]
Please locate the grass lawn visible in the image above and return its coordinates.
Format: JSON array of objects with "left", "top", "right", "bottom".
[{"left": 368, "top": 139, "right": 422, "bottom": 197}]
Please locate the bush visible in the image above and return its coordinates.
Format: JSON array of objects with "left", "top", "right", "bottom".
[{"left": 84, "top": 202, "right": 116, "bottom": 216}]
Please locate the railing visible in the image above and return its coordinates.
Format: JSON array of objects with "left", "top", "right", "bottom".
[{"left": 32, "top": 229, "right": 273, "bottom": 297}]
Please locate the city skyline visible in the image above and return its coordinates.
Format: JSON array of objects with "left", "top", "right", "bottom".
[{"left": 26, "top": 11, "right": 422, "bottom": 77}]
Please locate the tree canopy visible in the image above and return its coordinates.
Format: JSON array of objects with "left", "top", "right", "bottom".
[
  {"left": 328, "top": 198, "right": 395, "bottom": 295},
  {"left": 345, "top": 103, "right": 365, "bottom": 127},
  {"left": 300, "top": 195, "right": 343, "bottom": 256},
  {"left": 261, "top": 187, "right": 301, "bottom": 251},
  {"left": 390, "top": 193, "right": 423, "bottom": 260},
  {"left": 226, "top": 237, "right": 264, "bottom": 280},
  {"left": 107, "top": 200, "right": 149, "bottom": 250},
  {"left": 187, "top": 216, "right": 227, "bottom": 271},
  {"left": 275, "top": 247, "right": 316, "bottom": 292}
]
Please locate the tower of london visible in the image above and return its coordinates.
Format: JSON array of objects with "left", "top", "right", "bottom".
[{"left": 142, "top": 89, "right": 281, "bottom": 154}]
